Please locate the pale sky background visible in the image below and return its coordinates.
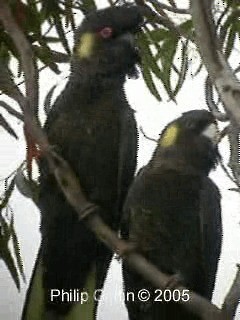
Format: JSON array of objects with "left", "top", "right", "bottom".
[{"left": 0, "top": 1, "right": 240, "bottom": 319}]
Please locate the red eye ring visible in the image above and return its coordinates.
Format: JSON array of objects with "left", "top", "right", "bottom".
[{"left": 99, "top": 27, "right": 113, "bottom": 39}]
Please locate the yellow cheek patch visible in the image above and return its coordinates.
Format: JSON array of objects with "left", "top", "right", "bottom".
[
  {"left": 77, "top": 33, "right": 95, "bottom": 58},
  {"left": 160, "top": 123, "right": 179, "bottom": 147}
]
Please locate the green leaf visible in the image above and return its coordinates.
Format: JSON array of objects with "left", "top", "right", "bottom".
[
  {"left": 147, "top": 28, "right": 170, "bottom": 43},
  {"left": 10, "top": 0, "right": 41, "bottom": 36},
  {"left": 0, "top": 240, "right": 20, "bottom": 291},
  {"left": 0, "top": 177, "right": 15, "bottom": 210},
  {"left": 64, "top": 0, "right": 76, "bottom": 29},
  {"left": 51, "top": 51, "right": 69, "bottom": 63},
  {"left": 41, "top": 0, "right": 63, "bottom": 20},
  {"left": 33, "top": 45, "right": 61, "bottom": 74},
  {"left": 9, "top": 216, "right": 26, "bottom": 282},
  {"left": 218, "top": 8, "right": 240, "bottom": 58},
  {"left": 168, "top": 0, "right": 177, "bottom": 7},
  {"left": 150, "top": 29, "right": 179, "bottom": 100},
  {"left": 0, "top": 215, "right": 11, "bottom": 240},
  {"left": 179, "top": 20, "right": 194, "bottom": 38},
  {"left": 0, "top": 41, "right": 10, "bottom": 63},
  {"left": 137, "top": 33, "right": 162, "bottom": 101},
  {"left": 0, "top": 216, "right": 20, "bottom": 291},
  {"left": 0, "top": 60, "right": 17, "bottom": 97},
  {"left": 0, "top": 114, "right": 18, "bottom": 139},
  {"left": 140, "top": 25, "right": 185, "bottom": 101},
  {"left": 0, "top": 101, "right": 24, "bottom": 121},
  {"left": 225, "top": 24, "right": 236, "bottom": 58},
  {"left": 158, "top": 33, "right": 179, "bottom": 99},
  {"left": 42, "top": 36, "right": 61, "bottom": 43},
  {"left": 78, "top": 0, "right": 97, "bottom": 15},
  {"left": 172, "top": 41, "right": 189, "bottom": 97},
  {"left": 15, "top": 169, "right": 39, "bottom": 204},
  {"left": 53, "top": 16, "right": 71, "bottom": 54},
  {"left": 141, "top": 62, "right": 162, "bottom": 101},
  {"left": 138, "top": 34, "right": 162, "bottom": 79},
  {"left": 44, "top": 84, "right": 57, "bottom": 115}
]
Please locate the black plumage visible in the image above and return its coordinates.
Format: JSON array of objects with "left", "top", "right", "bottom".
[
  {"left": 122, "top": 110, "right": 222, "bottom": 320},
  {"left": 22, "top": 6, "right": 143, "bottom": 320}
]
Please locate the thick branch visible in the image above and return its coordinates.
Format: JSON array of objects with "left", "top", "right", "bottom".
[
  {"left": 191, "top": 1, "right": 240, "bottom": 315},
  {"left": 190, "top": 0, "right": 240, "bottom": 127},
  {"left": 222, "top": 265, "right": 240, "bottom": 319},
  {"left": 49, "top": 151, "right": 228, "bottom": 320},
  {"left": 0, "top": 1, "right": 38, "bottom": 116},
  {"left": 228, "top": 128, "right": 240, "bottom": 185}
]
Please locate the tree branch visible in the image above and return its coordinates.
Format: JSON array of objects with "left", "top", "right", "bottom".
[
  {"left": 222, "top": 264, "right": 240, "bottom": 319},
  {"left": 227, "top": 128, "right": 240, "bottom": 185},
  {"left": 39, "top": 150, "right": 229, "bottom": 320},
  {"left": 0, "top": 1, "right": 38, "bottom": 116},
  {"left": 190, "top": 0, "right": 240, "bottom": 127},
  {"left": 191, "top": 1, "right": 240, "bottom": 315},
  {"left": 139, "top": 126, "right": 158, "bottom": 143}
]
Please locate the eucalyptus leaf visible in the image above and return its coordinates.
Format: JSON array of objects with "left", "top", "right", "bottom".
[
  {"left": 172, "top": 41, "right": 189, "bottom": 97},
  {"left": 225, "top": 25, "right": 236, "bottom": 58},
  {"left": 0, "top": 239, "right": 20, "bottom": 291},
  {"left": 9, "top": 216, "right": 26, "bottom": 282},
  {"left": 141, "top": 60, "right": 162, "bottom": 101},
  {"left": 0, "top": 216, "right": 20, "bottom": 291},
  {"left": 44, "top": 84, "right": 57, "bottom": 115},
  {"left": 15, "top": 169, "right": 39, "bottom": 204},
  {"left": 0, "top": 114, "right": 18, "bottom": 139},
  {"left": 33, "top": 45, "right": 61, "bottom": 74},
  {"left": 0, "top": 177, "right": 16, "bottom": 210}
]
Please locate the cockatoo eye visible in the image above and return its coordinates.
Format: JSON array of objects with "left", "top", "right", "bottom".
[{"left": 98, "top": 27, "right": 113, "bottom": 39}]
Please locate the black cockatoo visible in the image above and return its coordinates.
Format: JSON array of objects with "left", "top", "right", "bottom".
[
  {"left": 122, "top": 110, "right": 222, "bottom": 320},
  {"left": 22, "top": 5, "right": 143, "bottom": 320}
]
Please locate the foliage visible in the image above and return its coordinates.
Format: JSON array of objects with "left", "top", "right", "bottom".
[
  {"left": 0, "top": 0, "right": 239, "bottom": 290},
  {"left": 0, "top": 168, "right": 25, "bottom": 290}
]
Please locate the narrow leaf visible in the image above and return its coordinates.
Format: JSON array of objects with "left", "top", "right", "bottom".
[
  {"left": 44, "top": 84, "right": 57, "bottom": 115},
  {"left": 0, "top": 177, "right": 16, "bottom": 210},
  {"left": 138, "top": 33, "right": 164, "bottom": 82},
  {"left": 0, "top": 217, "right": 20, "bottom": 291},
  {"left": 0, "top": 101, "right": 24, "bottom": 121},
  {"left": 33, "top": 45, "right": 61, "bottom": 74},
  {"left": 78, "top": 0, "right": 97, "bottom": 15},
  {"left": 51, "top": 51, "right": 69, "bottom": 63},
  {"left": 0, "top": 114, "right": 18, "bottom": 139},
  {"left": 42, "top": 36, "right": 61, "bottom": 43},
  {"left": 15, "top": 169, "right": 39, "bottom": 204},
  {"left": 54, "top": 16, "right": 71, "bottom": 54},
  {"left": 224, "top": 25, "right": 236, "bottom": 58},
  {"left": 172, "top": 41, "right": 189, "bottom": 97},
  {"left": 0, "top": 241, "right": 20, "bottom": 291},
  {"left": 147, "top": 28, "right": 170, "bottom": 43},
  {"left": 153, "top": 30, "right": 179, "bottom": 100},
  {"left": 141, "top": 61, "right": 162, "bottom": 101},
  {"left": 64, "top": 0, "right": 76, "bottom": 29},
  {"left": 9, "top": 216, "right": 26, "bottom": 282}
]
